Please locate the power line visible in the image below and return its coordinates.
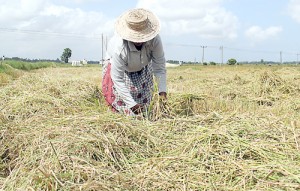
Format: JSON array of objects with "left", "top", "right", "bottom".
[
  {"left": 2, "top": 27, "right": 298, "bottom": 56},
  {"left": 1, "top": 27, "right": 300, "bottom": 62},
  {"left": 223, "top": 46, "right": 279, "bottom": 54},
  {"left": 165, "top": 43, "right": 289, "bottom": 55},
  {"left": 0, "top": 27, "right": 102, "bottom": 39},
  {"left": 165, "top": 43, "right": 218, "bottom": 49},
  {"left": 165, "top": 42, "right": 300, "bottom": 55},
  {"left": 166, "top": 42, "right": 300, "bottom": 60}
]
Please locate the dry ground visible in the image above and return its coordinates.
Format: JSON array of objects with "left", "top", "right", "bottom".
[{"left": 0, "top": 65, "right": 300, "bottom": 190}]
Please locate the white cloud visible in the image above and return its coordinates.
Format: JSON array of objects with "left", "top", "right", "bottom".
[
  {"left": 0, "top": 0, "right": 112, "bottom": 34},
  {"left": 136, "top": 0, "right": 239, "bottom": 39},
  {"left": 0, "top": 0, "right": 47, "bottom": 23},
  {"left": 39, "top": 5, "right": 112, "bottom": 35},
  {"left": 287, "top": 0, "right": 300, "bottom": 23},
  {"left": 0, "top": 0, "right": 114, "bottom": 60},
  {"left": 61, "top": 0, "right": 104, "bottom": 4},
  {"left": 245, "top": 26, "right": 282, "bottom": 42}
]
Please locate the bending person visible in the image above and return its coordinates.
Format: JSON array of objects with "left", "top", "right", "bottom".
[{"left": 102, "top": 8, "right": 167, "bottom": 116}]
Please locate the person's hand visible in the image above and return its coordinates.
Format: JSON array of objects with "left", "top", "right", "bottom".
[
  {"left": 131, "top": 104, "right": 144, "bottom": 115},
  {"left": 159, "top": 92, "right": 167, "bottom": 100}
]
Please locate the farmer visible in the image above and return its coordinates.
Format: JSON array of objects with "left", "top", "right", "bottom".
[{"left": 102, "top": 8, "right": 167, "bottom": 116}]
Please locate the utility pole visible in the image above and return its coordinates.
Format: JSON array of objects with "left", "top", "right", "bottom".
[
  {"left": 280, "top": 51, "right": 282, "bottom": 64},
  {"left": 220, "top": 46, "right": 224, "bottom": 65},
  {"left": 106, "top": 35, "right": 108, "bottom": 51},
  {"left": 297, "top": 53, "right": 300, "bottom": 65},
  {"left": 201, "top": 46, "right": 207, "bottom": 64},
  {"left": 101, "top": 33, "right": 104, "bottom": 65}
]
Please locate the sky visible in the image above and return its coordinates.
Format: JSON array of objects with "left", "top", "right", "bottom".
[{"left": 1, "top": 0, "right": 300, "bottom": 63}]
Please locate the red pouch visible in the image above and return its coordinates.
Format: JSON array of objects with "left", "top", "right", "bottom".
[{"left": 102, "top": 63, "right": 115, "bottom": 105}]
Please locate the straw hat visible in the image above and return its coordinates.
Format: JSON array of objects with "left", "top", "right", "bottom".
[{"left": 115, "top": 8, "right": 160, "bottom": 43}]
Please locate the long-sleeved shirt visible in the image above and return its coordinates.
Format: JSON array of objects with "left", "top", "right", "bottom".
[{"left": 105, "top": 33, "right": 166, "bottom": 108}]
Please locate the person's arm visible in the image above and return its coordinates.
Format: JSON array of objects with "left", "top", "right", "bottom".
[
  {"left": 110, "top": 51, "right": 137, "bottom": 109},
  {"left": 151, "top": 35, "right": 167, "bottom": 97}
]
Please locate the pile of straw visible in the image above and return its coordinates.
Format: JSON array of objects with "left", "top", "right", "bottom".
[{"left": 1, "top": 65, "right": 299, "bottom": 190}]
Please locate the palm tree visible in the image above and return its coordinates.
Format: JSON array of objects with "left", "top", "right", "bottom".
[{"left": 61, "top": 48, "right": 72, "bottom": 63}]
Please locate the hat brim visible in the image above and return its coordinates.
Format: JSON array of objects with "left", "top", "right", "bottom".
[{"left": 115, "top": 9, "right": 160, "bottom": 43}]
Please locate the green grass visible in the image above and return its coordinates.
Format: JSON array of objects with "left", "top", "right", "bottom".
[
  {"left": 0, "top": 63, "right": 22, "bottom": 85},
  {"left": 3, "top": 60, "right": 56, "bottom": 71},
  {"left": 0, "top": 60, "right": 60, "bottom": 85}
]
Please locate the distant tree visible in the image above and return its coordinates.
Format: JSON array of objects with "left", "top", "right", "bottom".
[
  {"left": 209, "top": 61, "right": 216, "bottom": 65},
  {"left": 227, "top": 58, "right": 237, "bottom": 65},
  {"left": 61, "top": 48, "right": 72, "bottom": 63}
]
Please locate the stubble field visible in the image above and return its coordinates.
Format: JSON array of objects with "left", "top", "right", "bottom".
[{"left": 0, "top": 64, "right": 300, "bottom": 190}]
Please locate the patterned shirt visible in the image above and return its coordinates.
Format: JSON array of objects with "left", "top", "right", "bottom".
[{"left": 105, "top": 33, "right": 167, "bottom": 108}]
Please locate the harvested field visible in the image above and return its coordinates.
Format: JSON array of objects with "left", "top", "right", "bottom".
[{"left": 0, "top": 65, "right": 300, "bottom": 190}]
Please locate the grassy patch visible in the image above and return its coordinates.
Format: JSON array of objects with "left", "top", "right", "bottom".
[
  {"left": 3, "top": 60, "right": 56, "bottom": 71},
  {"left": 0, "top": 63, "right": 23, "bottom": 85},
  {"left": 0, "top": 60, "right": 57, "bottom": 85}
]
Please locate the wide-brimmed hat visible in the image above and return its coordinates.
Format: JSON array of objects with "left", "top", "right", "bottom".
[{"left": 115, "top": 8, "right": 160, "bottom": 43}]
